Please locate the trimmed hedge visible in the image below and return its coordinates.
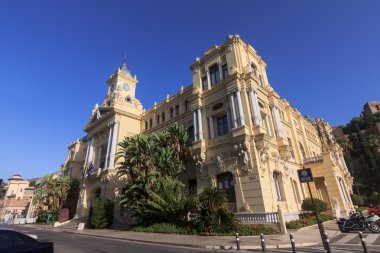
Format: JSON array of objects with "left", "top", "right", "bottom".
[
  {"left": 301, "top": 198, "right": 328, "bottom": 213},
  {"left": 126, "top": 222, "right": 275, "bottom": 236},
  {"left": 286, "top": 213, "right": 333, "bottom": 230},
  {"left": 126, "top": 223, "right": 197, "bottom": 235}
]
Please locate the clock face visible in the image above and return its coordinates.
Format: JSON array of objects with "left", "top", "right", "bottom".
[{"left": 123, "top": 83, "right": 130, "bottom": 91}]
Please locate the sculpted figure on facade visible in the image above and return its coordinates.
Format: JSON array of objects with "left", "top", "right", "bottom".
[
  {"left": 210, "top": 176, "right": 217, "bottom": 187},
  {"left": 196, "top": 160, "right": 206, "bottom": 176},
  {"left": 216, "top": 154, "right": 225, "bottom": 172}
]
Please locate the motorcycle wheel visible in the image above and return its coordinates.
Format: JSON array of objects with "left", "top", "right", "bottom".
[
  {"left": 339, "top": 225, "right": 350, "bottom": 233},
  {"left": 368, "top": 222, "right": 380, "bottom": 233}
]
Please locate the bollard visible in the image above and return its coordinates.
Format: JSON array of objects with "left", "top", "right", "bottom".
[
  {"left": 289, "top": 233, "right": 297, "bottom": 253},
  {"left": 260, "top": 233, "right": 267, "bottom": 252},
  {"left": 323, "top": 233, "right": 332, "bottom": 253},
  {"left": 358, "top": 232, "right": 368, "bottom": 253},
  {"left": 235, "top": 233, "right": 241, "bottom": 251}
]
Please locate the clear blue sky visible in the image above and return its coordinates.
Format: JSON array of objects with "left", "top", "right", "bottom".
[{"left": 0, "top": 0, "right": 379, "bottom": 180}]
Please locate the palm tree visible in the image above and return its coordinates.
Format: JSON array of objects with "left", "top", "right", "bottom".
[{"left": 197, "top": 188, "right": 227, "bottom": 212}]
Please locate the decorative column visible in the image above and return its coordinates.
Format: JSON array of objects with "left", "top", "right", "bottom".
[
  {"left": 206, "top": 69, "right": 211, "bottom": 90},
  {"left": 96, "top": 146, "right": 102, "bottom": 170},
  {"left": 272, "top": 104, "right": 284, "bottom": 138},
  {"left": 193, "top": 109, "right": 198, "bottom": 141},
  {"left": 248, "top": 88, "right": 263, "bottom": 126},
  {"left": 105, "top": 122, "right": 114, "bottom": 168},
  {"left": 197, "top": 108, "right": 203, "bottom": 140},
  {"left": 108, "top": 121, "right": 119, "bottom": 169},
  {"left": 236, "top": 89, "right": 245, "bottom": 126},
  {"left": 226, "top": 109, "right": 232, "bottom": 131},
  {"left": 265, "top": 115, "right": 272, "bottom": 136},
  {"left": 84, "top": 138, "right": 91, "bottom": 166},
  {"left": 229, "top": 92, "right": 237, "bottom": 128},
  {"left": 218, "top": 63, "right": 223, "bottom": 81},
  {"left": 87, "top": 138, "right": 94, "bottom": 164},
  {"left": 208, "top": 116, "right": 214, "bottom": 139}
]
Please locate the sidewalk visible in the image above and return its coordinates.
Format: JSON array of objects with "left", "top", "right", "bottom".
[{"left": 16, "top": 220, "right": 340, "bottom": 250}]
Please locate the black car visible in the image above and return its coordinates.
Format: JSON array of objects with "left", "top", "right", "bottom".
[{"left": 0, "top": 229, "right": 53, "bottom": 253}]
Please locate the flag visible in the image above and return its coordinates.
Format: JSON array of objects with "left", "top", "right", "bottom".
[
  {"left": 82, "top": 162, "right": 89, "bottom": 179},
  {"left": 87, "top": 162, "right": 95, "bottom": 178}
]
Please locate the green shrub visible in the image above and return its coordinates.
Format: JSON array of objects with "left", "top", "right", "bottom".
[
  {"left": 350, "top": 194, "right": 364, "bottom": 206},
  {"left": 286, "top": 213, "right": 333, "bottom": 229},
  {"left": 126, "top": 223, "right": 197, "bottom": 235},
  {"left": 91, "top": 197, "right": 114, "bottom": 229},
  {"left": 36, "top": 208, "right": 61, "bottom": 224},
  {"left": 225, "top": 224, "right": 274, "bottom": 236},
  {"left": 369, "top": 192, "right": 380, "bottom": 206},
  {"left": 301, "top": 198, "right": 328, "bottom": 213}
]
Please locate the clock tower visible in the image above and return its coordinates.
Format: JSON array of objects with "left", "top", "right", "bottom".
[{"left": 102, "top": 62, "right": 143, "bottom": 111}]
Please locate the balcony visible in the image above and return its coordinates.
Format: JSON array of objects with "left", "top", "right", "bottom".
[{"left": 304, "top": 155, "right": 323, "bottom": 165}]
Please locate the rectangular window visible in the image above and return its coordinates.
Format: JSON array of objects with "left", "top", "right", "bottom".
[
  {"left": 170, "top": 108, "right": 174, "bottom": 118},
  {"left": 185, "top": 100, "right": 189, "bottom": 111},
  {"left": 222, "top": 64, "right": 228, "bottom": 79},
  {"left": 145, "top": 121, "right": 148, "bottom": 130},
  {"left": 209, "top": 65, "right": 220, "bottom": 86},
  {"left": 162, "top": 112, "right": 165, "bottom": 122},
  {"left": 202, "top": 76, "right": 208, "bottom": 91},
  {"left": 175, "top": 105, "right": 180, "bottom": 115},
  {"left": 258, "top": 74, "right": 263, "bottom": 86},
  {"left": 338, "top": 177, "right": 349, "bottom": 202},
  {"left": 291, "top": 179, "right": 301, "bottom": 203},
  {"left": 149, "top": 119, "right": 153, "bottom": 128},
  {"left": 217, "top": 115, "right": 229, "bottom": 136},
  {"left": 273, "top": 173, "right": 283, "bottom": 201},
  {"left": 156, "top": 115, "right": 160, "bottom": 125}
]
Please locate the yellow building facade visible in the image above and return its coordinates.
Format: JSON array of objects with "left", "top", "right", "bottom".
[{"left": 64, "top": 35, "right": 353, "bottom": 226}]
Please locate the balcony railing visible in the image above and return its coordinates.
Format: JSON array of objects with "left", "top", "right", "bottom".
[{"left": 304, "top": 155, "right": 323, "bottom": 165}]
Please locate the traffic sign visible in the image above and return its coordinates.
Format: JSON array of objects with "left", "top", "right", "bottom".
[{"left": 297, "top": 168, "right": 314, "bottom": 183}]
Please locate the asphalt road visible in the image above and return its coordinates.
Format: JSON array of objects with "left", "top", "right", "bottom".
[
  {"left": 2, "top": 225, "right": 380, "bottom": 253},
  {"left": 1, "top": 225, "right": 219, "bottom": 253}
]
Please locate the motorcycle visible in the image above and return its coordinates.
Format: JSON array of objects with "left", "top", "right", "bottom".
[
  {"left": 336, "top": 210, "right": 380, "bottom": 233},
  {"left": 367, "top": 214, "right": 380, "bottom": 233}
]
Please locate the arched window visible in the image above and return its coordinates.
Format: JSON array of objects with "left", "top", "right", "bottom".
[
  {"left": 299, "top": 141, "right": 306, "bottom": 160},
  {"left": 217, "top": 172, "right": 236, "bottom": 203}
]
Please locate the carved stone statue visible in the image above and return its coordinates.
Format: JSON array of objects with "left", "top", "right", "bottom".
[
  {"left": 241, "top": 150, "right": 249, "bottom": 165},
  {"left": 216, "top": 155, "right": 224, "bottom": 172},
  {"left": 260, "top": 149, "right": 268, "bottom": 165},
  {"left": 243, "top": 202, "right": 251, "bottom": 212},
  {"left": 210, "top": 176, "right": 217, "bottom": 187},
  {"left": 91, "top": 103, "right": 99, "bottom": 115},
  {"left": 196, "top": 160, "right": 205, "bottom": 175}
]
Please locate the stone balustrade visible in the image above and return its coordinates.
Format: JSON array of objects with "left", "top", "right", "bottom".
[
  {"left": 303, "top": 155, "right": 323, "bottom": 164},
  {"left": 235, "top": 212, "right": 279, "bottom": 224}
]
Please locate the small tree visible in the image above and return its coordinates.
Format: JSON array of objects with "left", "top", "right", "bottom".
[
  {"left": 195, "top": 188, "right": 239, "bottom": 234},
  {"left": 350, "top": 194, "right": 364, "bottom": 206},
  {"left": 91, "top": 197, "right": 114, "bottom": 229},
  {"left": 301, "top": 198, "right": 328, "bottom": 213}
]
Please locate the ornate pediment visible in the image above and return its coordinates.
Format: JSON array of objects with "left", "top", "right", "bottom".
[{"left": 84, "top": 105, "right": 112, "bottom": 130}]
